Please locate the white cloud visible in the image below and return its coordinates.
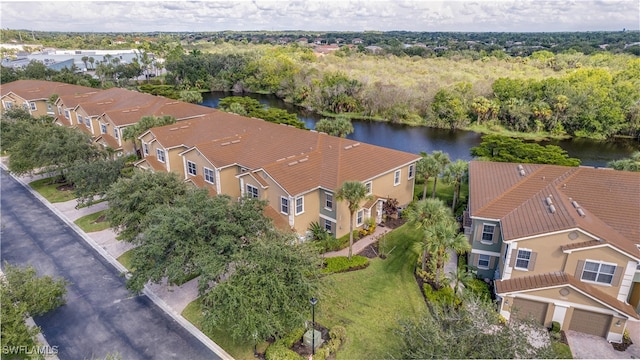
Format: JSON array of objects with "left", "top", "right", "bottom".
[{"left": 0, "top": 0, "right": 637, "bottom": 32}]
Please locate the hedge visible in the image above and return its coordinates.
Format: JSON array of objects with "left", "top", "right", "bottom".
[{"left": 322, "top": 256, "right": 369, "bottom": 274}]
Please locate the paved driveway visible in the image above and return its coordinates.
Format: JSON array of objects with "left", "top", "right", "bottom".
[
  {"left": 0, "top": 169, "right": 220, "bottom": 360},
  {"left": 565, "top": 321, "right": 640, "bottom": 359}
]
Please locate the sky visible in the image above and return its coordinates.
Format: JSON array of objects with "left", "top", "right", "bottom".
[{"left": 1, "top": 0, "right": 638, "bottom": 33}]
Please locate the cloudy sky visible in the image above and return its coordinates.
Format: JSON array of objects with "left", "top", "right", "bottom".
[{"left": 1, "top": 0, "right": 638, "bottom": 33}]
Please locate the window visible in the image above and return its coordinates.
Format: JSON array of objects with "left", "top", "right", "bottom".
[
  {"left": 113, "top": 128, "right": 119, "bottom": 139},
  {"left": 4, "top": 101, "right": 13, "bottom": 109},
  {"left": 408, "top": 164, "right": 415, "bottom": 179},
  {"left": 325, "top": 193, "right": 333, "bottom": 210},
  {"left": 324, "top": 219, "right": 333, "bottom": 232},
  {"left": 356, "top": 209, "right": 364, "bottom": 226},
  {"left": 246, "top": 184, "right": 258, "bottom": 198},
  {"left": 581, "top": 261, "right": 616, "bottom": 285},
  {"left": 187, "top": 161, "right": 197, "bottom": 176},
  {"left": 481, "top": 224, "right": 495, "bottom": 243},
  {"left": 295, "top": 196, "right": 304, "bottom": 215},
  {"left": 47, "top": 103, "right": 52, "bottom": 112},
  {"left": 142, "top": 143, "right": 149, "bottom": 156},
  {"left": 280, "top": 197, "right": 289, "bottom": 214},
  {"left": 515, "top": 249, "right": 532, "bottom": 269},
  {"left": 365, "top": 181, "right": 372, "bottom": 195},
  {"left": 100, "top": 123, "right": 107, "bottom": 134},
  {"left": 84, "top": 117, "right": 91, "bottom": 127},
  {"left": 30, "top": 102, "right": 36, "bottom": 111},
  {"left": 478, "top": 255, "right": 490, "bottom": 269},
  {"left": 156, "top": 148, "right": 166, "bottom": 163},
  {"left": 57, "top": 106, "right": 63, "bottom": 115},
  {"left": 22, "top": 103, "right": 29, "bottom": 110},
  {"left": 77, "top": 114, "right": 83, "bottom": 124},
  {"left": 394, "top": 170, "right": 401, "bottom": 186},
  {"left": 204, "top": 167, "right": 214, "bottom": 184},
  {"left": 64, "top": 109, "right": 70, "bottom": 119}
]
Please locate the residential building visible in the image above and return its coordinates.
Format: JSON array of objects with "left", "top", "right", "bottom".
[
  {"left": 138, "top": 114, "right": 420, "bottom": 238},
  {"left": 466, "top": 160, "right": 640, "bottom": 342},
  {"left": 1, "top": 80, "right": 95, "bottom": 118}
]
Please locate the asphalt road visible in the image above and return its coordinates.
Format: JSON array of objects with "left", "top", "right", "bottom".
[{"left": 0, "top": 169, "right": 220, "bottom": 360}]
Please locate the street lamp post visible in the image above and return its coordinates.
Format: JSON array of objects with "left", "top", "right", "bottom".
[{"left": 310, "top": 297, "right": 318, "bottom": 357}]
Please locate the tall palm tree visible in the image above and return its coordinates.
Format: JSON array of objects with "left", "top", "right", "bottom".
[
  {"left": 335, "top": 181, "right": 371, "bottom": 260},
  {"left": 431, "top": 151, "right": 450, "bottom": 198},
  {"left": 416, "top": 152, "right": 439, "bottom": 200},
  {"left": 425, "top": 221, "right": 470, "bottom": 288},
  {"left": 81, "top": 56, "right": 89, "bottom": 71},
  {"left": 404, "top": 198, "right": 452, "bottom": 271},
  {"left": 443, "top": 160, "right": 468, "bottom": 212}
]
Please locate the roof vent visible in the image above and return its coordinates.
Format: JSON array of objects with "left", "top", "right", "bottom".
[
  {"left": 576, "top": 208, "right": 586, "bottom": 217},
  {"left": 549, "top": 204, "right": 556, "bottom": 214},
  {"left": 572, "top": 201, "right": 580, "bottom": 208},
  {"left": 545, "top": 196, "right": 553, "bottom": 206},
  {"left": 519, "top": 169, "right": 526, "bottom": 176},
  {"left": 344, "top": 145, "right": 353, "bottom": 150}
]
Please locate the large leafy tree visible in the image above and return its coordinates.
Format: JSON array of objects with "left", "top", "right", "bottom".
[
  {"left": 443, "top": 159, "right": 468, "bottom": 212},
  {"left": 66, "top": 157, "right": 128, "bottom": 206},
  {"left": 201, "top": 230, "right": 321, "bottom": 342},
  {"left": 608, "top": 151, "right": 640, "bottom": 172},
  {"left": 125, "top": 190, "right": 272, "bottom": 292},
  {"left": 396, "top": 299, "right": 555, "bottom": 359},
  {"left": 470, "top": 134, "right": 581, "bottom": 166},
  {"left": 314, "top": 116, "right": 354, "bottom": 137},
  {"left": 105, "top": 170, "right": 188, "bottom": 242},
  {"left": 404, "top": 198, "right": 453, "bottom": 272},
  {"left": 335, "top": 181, "right": 372, "bottom": 260},
  {"left": 1, "top": 263, "right": 68, "bottom": 357},
  {"left": 218, "top": 96, "right": 306, "bottom": 129}
]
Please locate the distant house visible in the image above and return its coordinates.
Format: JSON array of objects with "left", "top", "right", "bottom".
[
  {"left": 466, "top": 161, "right": 640, "bottom": 342},
  {"left": 137, "top": 115, "right": 420, "bottom": 238},
  {"left": 352, "top": 38, "right": 364, "bottom": 44},
  {"left": 0, "top": 80, "right": 95, "bottom": 118},
  {"left": 364, "top": 46, "right": 383, "bottom": 54}
]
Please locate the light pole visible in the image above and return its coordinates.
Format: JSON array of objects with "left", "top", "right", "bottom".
[{"left": 310, "top": 297, "right": 318, "bottom": 357}]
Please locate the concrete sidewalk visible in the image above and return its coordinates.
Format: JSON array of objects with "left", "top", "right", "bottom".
[{"left": 323, "top": 225, "right": 393, "bottom": 258}]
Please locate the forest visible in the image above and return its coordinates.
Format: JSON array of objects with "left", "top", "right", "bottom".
[{"left": 2, "top": 30, "right": 639, "bottom": 140}]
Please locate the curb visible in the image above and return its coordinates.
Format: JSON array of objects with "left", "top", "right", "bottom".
[{"left": 1, "top": 166, "right": 234, "bottom": 360}]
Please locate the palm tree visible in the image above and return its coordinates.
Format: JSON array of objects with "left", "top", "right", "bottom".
[
  {"left": 425, "top": 221, "right": 470, "bottom": 288},
  {"left": 431, "top": 151, "right": 450, "bottom": 198},
  {"left": 335, "top": 181, "right": 371, "bottom": 260},
  {"left": 88, "top": 57, "right": 95, "bottom": 70},
  {"left": 416, "top": 152, "right": 439, "bottom": 200},
  {"left": 443, "top": 160, "right": 468, "bottom": 212},
  {"left": 81, "top": 56, "right": 89, "bottom": 71},
  {"left": 404, "top": 198, "right": 452, "bottom": 271}
]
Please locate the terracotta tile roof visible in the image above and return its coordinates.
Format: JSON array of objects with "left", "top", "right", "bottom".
[
  {"left": 495, "top": 272, "right": 639, "bottom": 319},
  {"left": 1, "top": 80, "right": 95, "bottom": 100},
  {"left": 186, "top": 175, "right": 217, "bottom": 196},
  {"left": 95, "top": 134, "right": 121, "bottom": 150},
  {"left": 469, "top": 161, "right": 640, "bottom": 258},
  {"left": 134, "top": 155, "right": 166, "bottom": 172},
  {"left": 263, "top": 206, "right": 293, "bottom": 233},
  {"left": 560, "top": 239, "right": 605, "bottom": 252}
]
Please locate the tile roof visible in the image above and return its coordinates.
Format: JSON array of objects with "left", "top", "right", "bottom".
[
  {"left": 95, "top": 134, "right": 120, "bottom": 150},
  {"left": 1, "top": 80, "right": 95, "bottom": 100},
  {"left": 495, "top": 272, "right": 639, "bottom": 319},
  {"left": 469, "top": 161, "right": 640, "bottom": 258},
  {"left": 185, "top": 175, "right": 217, "bottom": 196},
  {"left": 263, "top": 206, "right": 293, "bottom": 233},
  {"left": 134, "top": 155, "right": 166, "bottom": 172}
]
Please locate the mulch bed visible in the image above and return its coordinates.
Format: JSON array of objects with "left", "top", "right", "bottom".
[
  {"left": 56, "top": 183, "right": 74, "bottom": 191},
  {"left": 358, "top": 242, "right": 379, "bottom": 259},
  {"left": 94, "top": 214, "right": 107, "bottom": 223},
  {"left": 612, "top": 335, "right": 633, "bottom": 351},
  {"left": 291, "top": 324, "right": 330, "bottom": 358}
]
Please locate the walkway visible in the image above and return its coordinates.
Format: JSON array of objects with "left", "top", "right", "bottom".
[{"left": 323, "top": 225, "right": 393, "bottom": 258}]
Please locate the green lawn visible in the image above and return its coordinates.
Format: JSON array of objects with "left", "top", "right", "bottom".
[
  {"left": 317, "top": 224, "right": 427, "bottom": 359},
  {"left": 116, "top": 249, "right": 135, "bottom": 271},
  {"left": 29, "top": 177, "right": 76, "bottom": 203},
  {"left": 73, "top": 210, "right": 110, "bottom": 232},
  {"left": 414, "top": 178, "right": 469, "bottom": 215},
  {"left": 182, "top": 299, "right": 268, "bottom": 360}
]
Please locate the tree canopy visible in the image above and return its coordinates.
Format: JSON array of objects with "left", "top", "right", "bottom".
[
  {"left": 314, "top": 116, "right": 354, "bottom": 137},
  {"left": 218, "top": 96, "right": 306, "bottom": 129},
  {"left": 335, "top": 181, "right": 371, "bottom": 260},
  {"left": 608, "top": 151, "right": 640, "bottom": 172},
  {"left": 66, "top": 157, "right": 129, "bottom": 206},
  {"left": 470, "top": 134, "right": 581, "bottom": 166}
]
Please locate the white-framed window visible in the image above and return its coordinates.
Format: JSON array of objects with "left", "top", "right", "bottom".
[
  {"left": 142, "top": 143, "right": 149, "bottom": 156},
  {"left": 113, "top": 128, "right": 119, "bottom": 139},
  {"left": 47, "top": 103, "right": 52, "bottom": 112},
  {"left": 365, "top": 181, "right": 372, "bottom": 195},
  {"left": 408, "top": 164, "right": 415, "bottom": 179},
  {"left": 246, "top": 184, "right": 259, "bottom": 198},
  {"left": 57, "top": 106, "right": 63, "bottom": 115},
  {"left": 325, "top": 193, "right": 333, "bottom": 210},
  {"left": 156, "top": 148, "right": 166, "bottom": 163},
  {"left": 4, "top": 101, "right": 14, "bottom": 109},
  {"left": 280, "top": 197, "right": 289, "bottom": 214},
  {"left": 295, "top": 196, "right": 304, "bottom": 215},
  {"left": 84, "top": 117, "right": 91, "bottom": 127},
  {"left": 100, "top": 123, "right": 107, "bottom": 134},
  {"left": 187, "top": 161, "right": 197, "bottom": 176},
  {"left": 76, "top": 114, "right": 83, "bottom": 124},
  {"left": 356, "top": 209, "right": 364, "bottom": 226},
  {"left": 515, "top": 249, "right": 532, "bottom": 270},
  {"left": 30, "top": 102, "right": 37, "bottom": 111},
  {"left": 204, "top": 167, "right": 214, "bottom": 184},
  {"left": 394, "top": 170, "right": 401, "bottom": 186},
  {"left": 64, "top": 109, "right": 70, "bottom": 119},
  {"left": 22, "top": 103, "right": 29, "bottom": 110},
  {"left": 581, "top": 261, "right": 616, "bottom": 285},
  {"left": 481, "top": 224, "right": 495, "bottom": 243},
  {"left": 324, "top": 219, "right": 333, "bottom": 232},
  {"left": 478, "top": 254, "right": 490, "bottom": 269}
]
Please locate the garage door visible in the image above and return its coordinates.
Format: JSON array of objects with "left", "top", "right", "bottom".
[
  {"left": 511, "top": 298, "right": 548, "bottom": 325},
  {"left": 569, "top": 309, "right": 612, "bottom": 337}
]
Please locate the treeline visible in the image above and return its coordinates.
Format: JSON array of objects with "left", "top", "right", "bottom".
[{"left": 164, "top": 44, "right": 640, "bottom": 139}]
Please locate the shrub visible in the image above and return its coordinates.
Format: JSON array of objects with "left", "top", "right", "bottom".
[
  {"left": 265, "top": 343, "right": 303, "bottom": 360},
  {"left": 550, "top": 321, "right": 561, "bottom": 333},
  {"left": 280, "top": 327, "right": 306, "bottom": 348},
  {"left": 465, "top": 278, "right": 491, "bottom": 299},
  {"left": 423, "top": 284, "right": 460, "bottom": 307},
  {"left": 322, "top": 256, "right": 369, "bottom": 274},
  {"left": 329, "top": 325, "right": 347, "bottom": 342}
]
